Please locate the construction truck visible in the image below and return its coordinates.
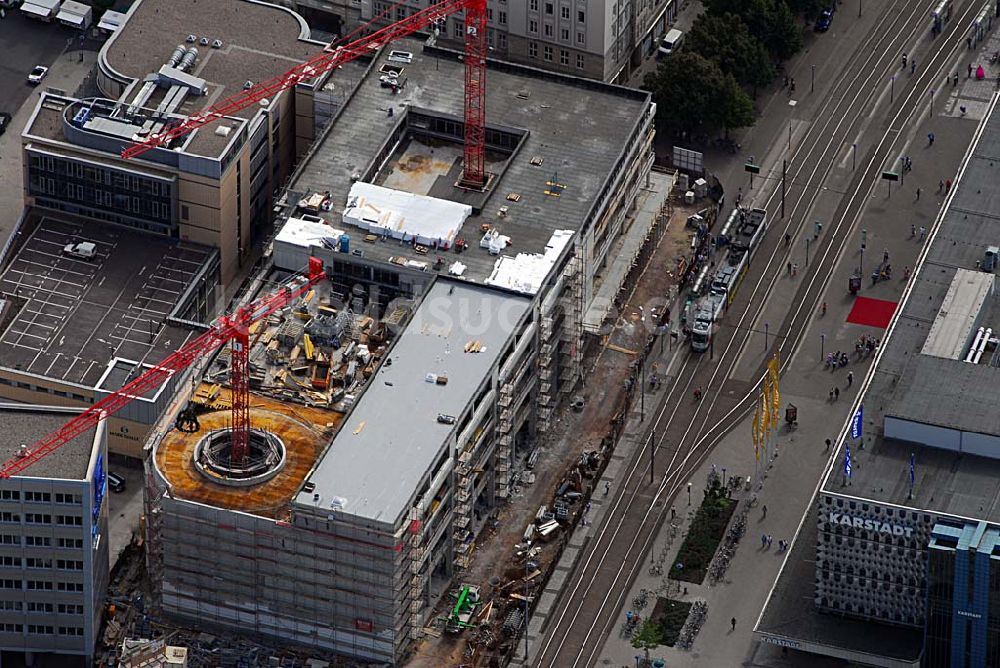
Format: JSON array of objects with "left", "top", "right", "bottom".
[{"left": 444, "top": 584, "right": 481, "bottom": 633}]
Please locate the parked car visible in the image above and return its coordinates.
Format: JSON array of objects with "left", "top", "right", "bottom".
[
  {"left": 815, "top": 8, "right": 833, "bottom": 32},
  {"left": 27, "top": 66, "right": 48, "bottom": 85},
  {"left": 0, "top": 112, "right": 11, "bottom": 137}
]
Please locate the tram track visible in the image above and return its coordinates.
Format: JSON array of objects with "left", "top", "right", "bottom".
[{"left": 532, "top": 0, "right": 980, "bottom": 664}]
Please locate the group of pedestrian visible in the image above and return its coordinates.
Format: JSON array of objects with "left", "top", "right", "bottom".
[
  {"left": 855, "top": 334, "right": 880, "bottom": 358},
  {"left": 829, "top": 386, "right": 840, "bottom": 401},
  {"left": 760, "top": 533, "right": 789, "bottom": 552}
]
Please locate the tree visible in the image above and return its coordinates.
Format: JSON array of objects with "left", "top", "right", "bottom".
[
  {"left": 703, "top": 0, "right": 803, "bottom": 62},
  {"left": 642, "top": 53, "right": 756, "bottom": 137},
  {"left": 686, "top": 12, "right": 776, "bottom": 90},
  {"left": 785, "top": 0, "right": 826, "bottom": 19},
  {"left": 763, "top": 0, "right": 804, "bottom": 61}
]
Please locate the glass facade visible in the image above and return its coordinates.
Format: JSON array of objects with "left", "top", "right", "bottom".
[
  {"left": 27, "top": 152, "right": 175, "bottom": 235},
  {"left": 925, "top": 522, "right": 1000, "bottom": 668}
]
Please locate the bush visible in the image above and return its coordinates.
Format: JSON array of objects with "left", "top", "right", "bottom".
[
  {"left": 669, "top": 481, "right": 736, "bottom": 583},
  {"left": 633, "top": 597, "right": 691, "bottom": 648}
]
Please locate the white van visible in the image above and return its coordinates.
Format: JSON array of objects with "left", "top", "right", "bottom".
[{"left": 658, "top": 28, "right": 684, "bottom": 58}]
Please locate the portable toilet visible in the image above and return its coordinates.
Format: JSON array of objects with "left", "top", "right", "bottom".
[
  {"left": 339, "top": 234, "right": 350, "bottom": 253},
  {"left": 984, "top": 246, "right": 999, "bottom": 272}
]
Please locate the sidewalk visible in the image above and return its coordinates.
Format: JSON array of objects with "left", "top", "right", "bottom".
[
  {"left": 0, "top": 49, "right": 98, "bottom": 239},
  {"left": 595, "top": 18, "right": 997, "bottom": 668}
]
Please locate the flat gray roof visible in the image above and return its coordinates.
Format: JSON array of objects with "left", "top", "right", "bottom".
[
  {"left": 288, "top": 36, "right": 651, "bottom": 284},
  {"left": 0, "top": 404, "right": 96, "bottom": 480},
  {"left": 102, "top": 0, "right": 322, "bottom": 157},
  {"left": 295, "top": 280, "right": 530, "bottom": 525},
  {"left": 0, "top": 216, "right": 215, "bottom": 388},
  {"left": 756, "top": 512, "right": 923, "bottom": 663},
  {"left": 822, "top": 101, "right": 1000, "bottom": 523}
]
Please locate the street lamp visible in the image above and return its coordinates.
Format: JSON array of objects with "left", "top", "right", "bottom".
[
  {"left": 821, "top": 333, "right": 826, "bottom": 361},
  {"left": 890, "top": 74, "right": 895, "bottom": 103},
  {"left": 811, "top": 64, "right": 815, "bottom": 93},
  {"left": 687, "top": 482, "right": 692, "bottom": 505},
  {"left": 852, "top": 143, "right": 857, "bottom": 171},
  {"left": 722, "top": 467, "right": 727, "bottom": 487}
]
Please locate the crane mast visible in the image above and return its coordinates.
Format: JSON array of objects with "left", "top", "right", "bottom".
[
  {"left": 0, "top": 258, "right": 326, "bottom": 478},
  {"left": 120, "top": 0, "right": 488, "bottom": 189}
]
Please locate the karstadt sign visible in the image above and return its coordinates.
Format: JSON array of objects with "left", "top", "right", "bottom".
[{"left": 828, "top": 512, "right": 914, "bottom": 538}]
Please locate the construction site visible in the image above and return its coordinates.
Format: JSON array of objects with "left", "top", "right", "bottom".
[{"left": 0, "top": 0, "right": 722, "bottom": 665}]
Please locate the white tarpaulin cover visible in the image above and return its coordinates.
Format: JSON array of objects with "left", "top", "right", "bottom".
[
  {"left": 486, "top": 229, "right": 574, "bottom": 295},
  {"left": 98, "top": 9, "right": 126, "bottom": 31},
  {"left": 56, "top": 0, "right": 90, "bottom": 26},
  {"left": 273, "top": 216, "right": 343, "bottom": 271},
  {"left": 342, "top": 182, "right": 471, "bottom": 248},
  {"left": 21, "top": 0, "right": 58, "bottom": 18}
]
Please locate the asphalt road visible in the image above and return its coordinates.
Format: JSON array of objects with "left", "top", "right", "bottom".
[
  {"left": 0, "top": 11, "right": 78, "bottom": 117},
  {"left": 530, "top": 0, "right": 985, "bottom": 665}
]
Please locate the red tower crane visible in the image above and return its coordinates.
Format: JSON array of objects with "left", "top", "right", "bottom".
[
  {"left": 120, "top": 0, "right": 489, "bottom": 188},
  {"left": 0, "top": 258, "right": 327, "bottom": 478}
]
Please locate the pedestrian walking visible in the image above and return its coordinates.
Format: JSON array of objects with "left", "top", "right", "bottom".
[
  {"left": 928, "top": 132, "right": 935, "bottom": 145},
  {"left": 902, "top": 52, "right": 908, "bottom": 68},
  {"left": 762, "top": 504, "right": 768, "bottom": 518},
  {"left": 787, "top": 261, "right": 792, "bottom": 276},
  {"left": 762, "top": 534, "right": 767, "bottom": 548},
  {"left": 829, "top": 388, "right": 835, "bottom": 401},
  {"left": 834, "top": 387, "right": 840, "bottom": 400},
  {"left": 968, "top": 37, "right": 973, "bottom": 50},
  {"left": 883, "top": 248, "right": 890, "bottom": 263},
  {"left": 916, "top": 187, "right": 921, "bottom": 201},
  {"left": 731, "top": 617, "right": 737, "bottom": 631},
  {"left": 767, "top": 535, "right": 773, "bottom": 547},
  {"left": 919, "top": 226, "right": 927, "bottom": 240},
  {"left": 604, "top": 481, "right": 610, "bottom": 496},
  {"left": 911, "top": 59, "right": 916, "bottom": 75},
  {"left": 792, "top": 263, "right": 798, "bottom": 277},
  {"left": 938, "top": 180, "right": 944, "bottom": 193},
  {"left": 954, "top": 73, "right": 959, "bottom": 86},
  {"left": 847, "top": 371, "right": 854, "bottom": 387},
  {"left": 825, "top": 438, "right": 832, "bottom": 451},
  {"left": 946, "top": 178, "right": 952, "bottom": 193},
  {"left": 910, "top": 223, "right": 916, "bottom": 238},
  {"left": 969, "top": 62, "right": 974, "bottom": 77},
  {"left": 784, "top": 232, "right": 791, "bottom": 247},
  {"left": 821, "top": 301, "right": 827, "bottom": 316}
]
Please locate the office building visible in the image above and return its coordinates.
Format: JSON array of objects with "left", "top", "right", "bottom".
[
  {"left": 0, "top": 405, "right": 109, "bottom": 666},
  {"left": 278, "top": 0, "right": 680, "bottom": 82},
  {"left": 756, "top": 96, "right": 1000, "bottom": 668}
]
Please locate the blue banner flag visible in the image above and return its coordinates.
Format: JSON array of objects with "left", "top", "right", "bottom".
[
  {"left": 850, "top": 405, "right": 864, "bottom": 440},
  {"left": 845, "top": 445, "right": 852, "bottom": 480}
]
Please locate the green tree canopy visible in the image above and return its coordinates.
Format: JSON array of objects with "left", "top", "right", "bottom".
[
  {"left": 703, "top": 0, "right": 803, "bottom": 61},
  {"left": 686, "top": 12, "right": 776, "bottom": 90},
  {"left": 642, "top": 52, "right": 755, "bottom": 137}
]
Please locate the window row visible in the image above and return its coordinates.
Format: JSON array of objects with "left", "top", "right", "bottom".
[
  {"left": 0, "top": 377, "right": 86, "bottom": 401},
  {"left": 527, "top": 42, "right": 585, "bottom": 68}
]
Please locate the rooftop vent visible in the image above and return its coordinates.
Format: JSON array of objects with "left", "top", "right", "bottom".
[
  {"left": 186, "top": 34, "right": 197, "bottom": 43},
  {"left": 199, "top": 37, "right": 210, "bottom": 46},
  {"left": 214, "top": 126, "right": 232, "bottom": 137},
  {"left": 211, "top": 39, "right": 223, "bottom": 49}
]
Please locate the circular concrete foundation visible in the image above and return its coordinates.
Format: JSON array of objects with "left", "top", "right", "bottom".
[{"left": 193, "top": 428, "right": 287, "bottom": 487}]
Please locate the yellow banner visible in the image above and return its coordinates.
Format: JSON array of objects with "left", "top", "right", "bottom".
[{"left": 752, "top": 398, "right": 760, "bottom": 459}]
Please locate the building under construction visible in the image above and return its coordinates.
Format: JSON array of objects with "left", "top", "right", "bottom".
[{"left": 133, "top": 5, "right": 669, "bottom": 666}]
